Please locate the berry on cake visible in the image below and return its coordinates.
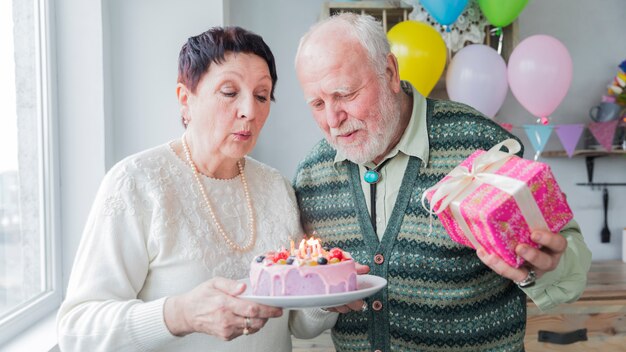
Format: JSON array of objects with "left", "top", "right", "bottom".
[{"left": 249, "top": 236, "right": 357, "bottom": 296}]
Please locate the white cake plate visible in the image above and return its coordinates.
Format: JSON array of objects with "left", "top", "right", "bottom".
[{"left": 239, "top": 274, "right": 387, "bottom": 309}]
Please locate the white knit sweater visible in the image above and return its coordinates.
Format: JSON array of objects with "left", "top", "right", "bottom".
[{"left": 57, "top": 143, "right": 336, "bottom": 352}]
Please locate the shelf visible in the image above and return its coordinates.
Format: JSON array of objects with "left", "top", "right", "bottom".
[
  {"left": 540, "top": 149, "right": 626, "bottom": 158},
  {"left": 326, "top": 0, "right": 412, "bottom": 10},
  {"left": 576, "top": 183, "right": 626, "bottom": 187},
  {"left": 323, "top": 1, "right": 412, "bottom": 32},
  {"left": 537, "top": 148, "right": 626, "bottom": 183}
]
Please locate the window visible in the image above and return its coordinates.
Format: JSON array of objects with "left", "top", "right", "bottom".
[{"left": 0, "top": 0, "right": 60, "bottom": 345}]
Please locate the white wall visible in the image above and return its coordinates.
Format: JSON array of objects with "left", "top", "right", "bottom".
[
  {"left": 106, "top": 0, "right": 226, "bottom": 169},
  {"left": 228, "top": 0, "right": 326, "bottom": 174},
  {"left": 56, "top": 0, "right": 108, "bottom": 290},
  {"left": 58, "top": 0, "right": 226, "bottom": 289}
]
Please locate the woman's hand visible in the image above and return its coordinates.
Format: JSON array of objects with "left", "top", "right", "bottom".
[
  {"left": 164, "top": 277, "right": 283, "bottom": 340},
  {"left": 476, "top": 229, "right": 567, "bottom": 284},
  {"left": 321, "top": 262, "right": 370, "bottom": 314}
]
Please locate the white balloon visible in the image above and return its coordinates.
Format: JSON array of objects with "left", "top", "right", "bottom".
[{"left": 446, "top": 44, "right": 508, "bottom": 118}]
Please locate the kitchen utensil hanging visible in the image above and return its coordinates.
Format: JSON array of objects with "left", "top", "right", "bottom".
[
  {"left": 601, "top": 188, "right": 610, "bottom": 243},
  {"left": 575, "top": 156, "right": 626, "bottom": 243}
]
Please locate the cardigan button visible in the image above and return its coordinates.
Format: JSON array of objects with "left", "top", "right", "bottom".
[
  {"left": 372, "top": 300, "right": 383, "bottom": 311},
  {"left": 374, "top": 254, "right": 384, "bottom": 265}
]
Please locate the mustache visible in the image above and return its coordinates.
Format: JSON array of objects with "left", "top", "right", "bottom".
[{"left": 330, "top": 119, "right": 366, "bottom": 138}]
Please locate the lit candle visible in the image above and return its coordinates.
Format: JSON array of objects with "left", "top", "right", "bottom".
[
  {"left": 290, "top": 239, "right": 295, "bottom": 256},
  {"left": 297, "top": 235, "right": 326, "bottom": 259},
  {"left": 299, "top": 239, "right": 306, "bottom": 258}
]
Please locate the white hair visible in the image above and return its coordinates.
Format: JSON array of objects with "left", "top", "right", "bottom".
[{"left": 295, "top": 12, "right": 391, "bottom": 76}]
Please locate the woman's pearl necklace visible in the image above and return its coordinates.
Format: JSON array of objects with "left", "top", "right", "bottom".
[{"left": 181, "top": 134, "right": 256, "bottom": 253}]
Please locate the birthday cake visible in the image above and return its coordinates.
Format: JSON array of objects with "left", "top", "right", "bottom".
[{"left": 249, "top": 237, "right": 357, "bottom": 296}]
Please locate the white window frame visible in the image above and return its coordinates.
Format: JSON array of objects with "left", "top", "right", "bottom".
[{"left": 0, "top": 0, "right": 61, "bottom": 346}]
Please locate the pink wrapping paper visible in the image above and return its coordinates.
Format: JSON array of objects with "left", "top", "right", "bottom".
[{"left": 424, "top": 140, "right": 573, "bottom": 268}]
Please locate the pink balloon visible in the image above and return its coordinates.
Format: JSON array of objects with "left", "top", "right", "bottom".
[
  {"left": 446, "top": 44, "right": 508, "bottom": 118},
  {"left": 507, "top": 35, "right": 573, "bottom": 120}
]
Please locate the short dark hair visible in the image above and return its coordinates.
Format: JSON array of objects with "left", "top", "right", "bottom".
[{"left": 177, "top": 26, "right": 277, "bottom": 100}]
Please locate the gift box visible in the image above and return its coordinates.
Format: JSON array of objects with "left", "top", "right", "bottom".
[{"left": 423, "top": 139, "right": 573, "bottom": 268}]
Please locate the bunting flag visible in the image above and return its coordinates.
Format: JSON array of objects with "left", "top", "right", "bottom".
[
  {"left": 554, "top": 124, "right": 585, "bottom": 157},
  {"left": 500, "top": 121, "right": 624, "bottom": 155},
  {"left": 588, "top": 120, "right": 620, "bottom": 151},
  {"left": 499, "top": 122, "right": 513, "bottom": 133},
  {"left": 523, "top": 124, "right": 553, "bottom": 158}
]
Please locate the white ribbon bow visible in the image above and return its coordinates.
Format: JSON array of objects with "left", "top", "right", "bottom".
[{"left": 421, "top": 139, "right": 549, "bottom": 251}]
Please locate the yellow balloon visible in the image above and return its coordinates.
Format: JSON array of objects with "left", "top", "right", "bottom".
[{"left": 387, "top": 21, "right": 447, "bottom": 97}]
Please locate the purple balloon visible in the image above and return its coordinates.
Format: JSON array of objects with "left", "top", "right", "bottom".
[
  {"left": 507, "top": 35, "right": 573, "bottom": 120},
  {"left": 446, "top": 44, "right": 508, "bottom": 118}
]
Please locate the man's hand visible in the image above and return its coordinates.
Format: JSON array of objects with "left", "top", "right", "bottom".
[{"left": 476, "top": 229, "right": 567, "bottom": 284}]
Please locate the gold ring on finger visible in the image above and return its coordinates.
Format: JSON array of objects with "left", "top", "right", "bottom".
[{"left": 243, "top": 316, "right": 251, "bottom": 335}]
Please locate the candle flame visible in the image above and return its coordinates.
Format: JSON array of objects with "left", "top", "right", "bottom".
[
  {"left": 306, "top": 237, "right": 320, "bottom": 247},
  {"left": 298, "top": 236, "right": 324, "bottom": 259}
]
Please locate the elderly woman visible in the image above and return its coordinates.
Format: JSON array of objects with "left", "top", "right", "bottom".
[{"left": 57, "top": 27, "right": 336, "bottom": 351}]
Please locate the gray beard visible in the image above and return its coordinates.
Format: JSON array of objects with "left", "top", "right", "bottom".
[{"left": 335, "top": 92, "right": 402, "bottom": 165}]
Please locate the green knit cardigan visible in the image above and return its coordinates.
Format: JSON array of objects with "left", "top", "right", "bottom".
[{"left": 294, "top": 99, "right": 527, "bottom": 352}]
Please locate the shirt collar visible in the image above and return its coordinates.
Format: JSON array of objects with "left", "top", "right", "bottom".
[{"left": 333, "top": 81, "right": 430, "bottom": 168}]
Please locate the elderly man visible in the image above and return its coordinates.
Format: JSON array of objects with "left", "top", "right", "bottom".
[{"left": 293, "top": 13, "right": 591, "bottom": 352}]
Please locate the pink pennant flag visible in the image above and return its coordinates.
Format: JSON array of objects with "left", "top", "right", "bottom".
[
  {"left": 555, "top": 124, "right": 584, "bottom": 157},
  {"left": 499, "top": 122, "right": 513, "bottom": 133},
  {"left": 588, "top": 120, "right": 619, "bottom": 151}
]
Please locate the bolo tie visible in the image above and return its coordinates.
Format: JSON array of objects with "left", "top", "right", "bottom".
[{"left": 363, "top": 158, "right": 391, "bottom": 234}]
